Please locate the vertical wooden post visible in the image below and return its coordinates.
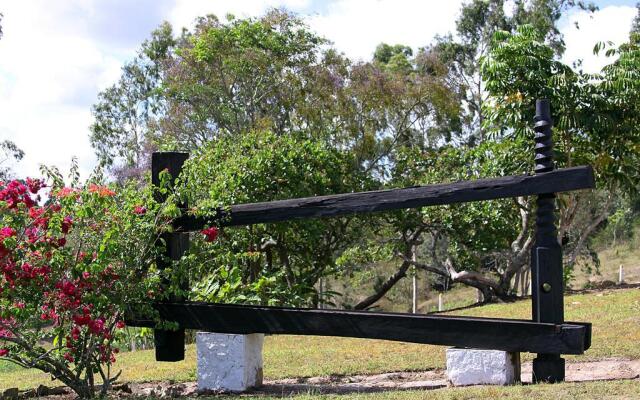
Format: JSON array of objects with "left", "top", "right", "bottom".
[
  {"left": 412, "top": 272, "right": 418, "bottom": 314},
  {"left": 411, "top": 246, "right": 418, "bottom": 314},
  {"left": 531, "top": 99, "right": 565, "bottom": 382},
  {"left": 618, "top": 265, "right": 624, "bottom": 284},
  {"left": 151, "top": 152, "right": 190, "bottom": 362},
  {"left": 318, "top": 277, "right": 324, "bottom": 309}
]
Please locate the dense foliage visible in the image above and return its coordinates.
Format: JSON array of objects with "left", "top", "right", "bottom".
[
  {"left": 482, "top": 24, "right": 640, "bottom": 272},
  {"left": 90, "top": 10, "right": 462, "bottom": 307},
  {"left": 176, "top": 131, "right": 371, "bottom": 306}
]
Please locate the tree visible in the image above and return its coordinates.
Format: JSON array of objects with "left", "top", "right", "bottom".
[
  {"left": 632, "top": 2, "right": 640, "bottom": 42},
  {"left": 91, "top": 11, "right": 460, "bottom": 177},
  {"left": 437, "top": 24, "right": 640, "bottom": 298},
  {"left": 427, "top": 0, "right": 596, "bottom": 143},
  {"left": 90, "top": 22, "right": 176, "bottom": 179},
  {"left": 178, "top": 131, "right": 373, "bottom": 307},
  {"left": 96, "top": 8, "right": 631, "bottom": 308},
  {"left": 0, "top": 141, "right": 24, "bottom": 180},
  {"left": 90, "top": 11, "right": 462, "bottom": 307},
  {"left": 349, "top": 23, "right": 640, "bottom": 305}
]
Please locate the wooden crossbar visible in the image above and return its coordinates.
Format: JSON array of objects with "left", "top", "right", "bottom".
[
  {"left": 127, "top": 302, "right": 591, "bottom": 355},
  {"left": 174, "top": 166, "right": 595, "bottom": 231}
]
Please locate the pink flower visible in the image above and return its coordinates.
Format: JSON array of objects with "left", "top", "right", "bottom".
[
  {"left": 35, "top": 265, "right": 51, "bottom": 277},
  {"left": 21, "top": 263, "right": 35, "bottom": 279},
  {"left": 88, "top": 318, "right": 105, "bottom": 335},
  {"left": 26, "top": 178, "right": 45, "bottom": 194},
  {"left": 72, "top": 314, "right": 91, "bottom": 326},
  {"left": 201, "top": 227, "right": 219, "bottom": 242},
  {"left": 61, "top": 216, "right": 73, "bottom": 234},
  {"left": 60, "top": 280, "right": 77, "bottom": 296},
  {"left": 133, "top": 206, "right": 147, "bottom": 215},
  {"left": 0, "top": 227, "right": 16, "bottom": 238},
  {"left": 0, "top": 348, "right": 8, "bottom": 357},
  {"left": 71, "top": 326, "right": 81, "bottom": 340},
  {"left": 116, "top": 320, "right": 125, "bottom": 329}
]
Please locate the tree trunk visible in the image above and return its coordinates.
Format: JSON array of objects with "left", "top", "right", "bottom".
[{"left": 354, "top": 260, "right": 411, "bottom": 310}]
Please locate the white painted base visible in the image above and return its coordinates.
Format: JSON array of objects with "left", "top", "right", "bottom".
[
  {"left": 446, "top": 348, "right": 520, "bottom": 386},
  {"left": 196, "top": 332, "right": 264, "bottom": 392}
]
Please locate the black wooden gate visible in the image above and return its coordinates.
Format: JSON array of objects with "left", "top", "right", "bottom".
[{"left": 127, "top": 99, "right": 595, "bottom": 383}]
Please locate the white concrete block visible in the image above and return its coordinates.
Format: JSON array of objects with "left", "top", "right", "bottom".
[
  {"left": 196, "top": 332, "right": 264, "bottom": 392},
  {"left": 446, "top": 348, "right": 520, "bottom": 386}
]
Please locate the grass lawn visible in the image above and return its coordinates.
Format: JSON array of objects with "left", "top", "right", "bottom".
[
  {"left": 212, "top": 380, "right": 640, "bottom": 400},
  {"left": 0, "top": 287, "right": 638, "bottom": 394}
]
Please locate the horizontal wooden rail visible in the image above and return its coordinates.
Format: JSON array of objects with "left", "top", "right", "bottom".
[
  {"left": 174, "top": 166, "right": 594, "bottom": 231},
  {"left": 127, "top": 302, "right": 591, "bottom": 355}
]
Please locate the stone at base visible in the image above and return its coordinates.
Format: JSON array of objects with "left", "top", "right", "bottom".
[
  {"left": 196, "top": 332, "right": 264, "bottom": 392},
  {"left": 446, "top": 348, "right": 520, "bottom": 386}
]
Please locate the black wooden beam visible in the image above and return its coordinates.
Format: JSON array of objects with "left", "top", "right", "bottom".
[
  {"left": 127, "top": 302, "right": 591, "bottom": 355},
  {"left": 530, "top": 98, "right": 567, "bottom": 382},
  {"left": 174, "top": 166, "right": 595, "bottom": 231},
  {"left": 151, "top": 152, "right": 189, "bottom": 362}
]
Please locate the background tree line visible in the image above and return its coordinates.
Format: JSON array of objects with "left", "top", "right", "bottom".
[{"left": 89, "top": 1, "right": 640, "bottom": 308}]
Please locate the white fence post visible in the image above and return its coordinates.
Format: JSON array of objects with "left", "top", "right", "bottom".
[
  {"left": 412, "top": 272, "right": 418, "bottom": 314},
  {"left": 619, "top": 264, "right": 624, "bottom": 284}
]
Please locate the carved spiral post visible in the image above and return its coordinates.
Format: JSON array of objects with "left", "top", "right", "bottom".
[
  {"left": 531, "top": 99, "right": 565, "bottom": 382},
  {"left": 152, "top": 152, "right": 190, "bottom": 362}
]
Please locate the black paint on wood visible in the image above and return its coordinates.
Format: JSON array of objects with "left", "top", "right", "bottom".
[
  {"left": 127, "top": 302, "right": 591, "bottom": 355},
  {"left": 151, "top": 152, "right": 189, "bottom": 362},
  {"left": 174, "top": 166, "right": 595, "bottom": 231},
  {"left": 530, "top": 99, "right": 566, "bottom": 383}
]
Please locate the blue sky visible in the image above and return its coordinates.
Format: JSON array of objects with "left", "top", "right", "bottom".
[{"left": 0, "top": 0, "right": 637, "bottom": 179}]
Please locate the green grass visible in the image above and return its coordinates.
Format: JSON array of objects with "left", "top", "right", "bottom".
[
  {"left": 209, "top": 380, "right": 640, "bottom": 400},
  {"left": 581, "top": 241, "right": 640, "bottom": 287},
  {"left": 1, "top": 288, "right": 638, "bottom": 392},
  {"left": 449, "top": 287, "right": 640, "bottom": 362}
]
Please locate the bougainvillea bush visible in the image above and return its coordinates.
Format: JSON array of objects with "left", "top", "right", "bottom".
[{"left": 0, "top": 175, "right": 172, "bottom": 398}]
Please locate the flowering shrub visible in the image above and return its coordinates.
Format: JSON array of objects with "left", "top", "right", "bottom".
[
  {"left": 0, "top": 176, "right": 170, "bottom": 398},
  {"left": 201, "top": 226, "right": 219, "bottom": 242}
]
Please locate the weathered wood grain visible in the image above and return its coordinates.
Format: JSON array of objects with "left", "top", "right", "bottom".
[
  {"left": 127, "top": 302, "right": 591, "bottom": 355},
  {"left": 174, "top": 166, "right": 595, "bottom": 231}
]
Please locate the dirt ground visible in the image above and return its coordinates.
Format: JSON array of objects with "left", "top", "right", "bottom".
[{"left": 12, "top": 358, "right": 640, "bottom": 399}]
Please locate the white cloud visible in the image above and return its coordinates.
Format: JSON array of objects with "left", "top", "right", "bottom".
[
  {"left": 0, "top": 0, "right": 126, "bottom": 180},
  {"left": 561, "top": 5, "right": 636, "bottom": 73},
  {"left": 168, "top": 0, "right": 464, "bottom": 62},
  {"left": 169, "top": 0, "right": 312, "bottom": 30},
  {"left": 308, "top": 0, "right": 463, "bottom": 61}
]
